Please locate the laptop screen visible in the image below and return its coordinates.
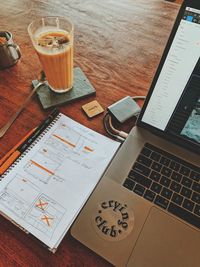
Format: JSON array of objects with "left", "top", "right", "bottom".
[{"left": 140, "top": 4, "right": 200, "bottom": 153}]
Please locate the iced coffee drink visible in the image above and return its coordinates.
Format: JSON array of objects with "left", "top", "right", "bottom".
[{"left": 28, "top": 17, "right": 74, "bottom": 93}]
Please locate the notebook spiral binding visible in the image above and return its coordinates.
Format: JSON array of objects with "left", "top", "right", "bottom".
[{"left": 1, "top": 113, "right": 61, "bottom": 180}]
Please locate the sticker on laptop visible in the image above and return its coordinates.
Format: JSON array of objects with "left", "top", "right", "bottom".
[{"left": 92, "top": 199, "right": 134, "bottom": 241}]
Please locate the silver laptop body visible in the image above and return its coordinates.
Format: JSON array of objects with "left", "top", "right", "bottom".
[{"left": 71, "top": 1, "right": 200, "bottom": 266}]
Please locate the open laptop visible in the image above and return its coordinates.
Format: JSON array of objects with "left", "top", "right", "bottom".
[{"left": 71, "top": 1, "right": 200, "bottom": 266}]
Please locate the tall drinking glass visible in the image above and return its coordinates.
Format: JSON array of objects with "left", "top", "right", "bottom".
[{"left": 28, "top": 16, "right": 74, "bottom": 93}]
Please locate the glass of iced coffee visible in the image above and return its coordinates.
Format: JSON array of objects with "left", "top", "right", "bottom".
[{"left": 28, "top": 16, "right": 74, "bottom": 93}]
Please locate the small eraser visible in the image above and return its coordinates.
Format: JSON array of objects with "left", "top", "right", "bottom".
[
  {"left": 107, "top": 96, "right": 141, "bottom": 123},
  {"left": 82, "top": 100, "right": 104, "bottom": 118}
]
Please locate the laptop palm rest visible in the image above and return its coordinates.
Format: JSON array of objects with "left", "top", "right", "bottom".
[
  {"left": 71, "top": 178, "right": 152, "bottom": 267},
  {"left": 128, "top": 207, "right": 200, "bottom": 267}
]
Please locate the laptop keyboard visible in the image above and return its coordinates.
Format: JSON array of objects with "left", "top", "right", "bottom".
[{"left": 123, "top": 143, "right": 200, "bottom": 229}]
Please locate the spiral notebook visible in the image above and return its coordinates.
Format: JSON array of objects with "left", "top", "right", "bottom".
[{"left": 0, "top": 113, "right": 120, "bottom": 252}]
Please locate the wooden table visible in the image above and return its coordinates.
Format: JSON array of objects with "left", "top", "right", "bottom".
[{"left": 0, "top": 0, "right": 180, "bottom": 266}]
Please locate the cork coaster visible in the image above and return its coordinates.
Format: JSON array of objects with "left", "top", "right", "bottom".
[{"left": 82, "top": 100, "right": 104, "bottom": 118}]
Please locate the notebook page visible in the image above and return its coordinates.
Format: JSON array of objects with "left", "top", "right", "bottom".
[{"left": 0, "top": 114, "right": 120, "bottom": 249}]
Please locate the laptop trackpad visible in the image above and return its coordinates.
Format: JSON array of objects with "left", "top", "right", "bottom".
[{"left": 128, "top": 207, "right": 200, "bottom": 267}]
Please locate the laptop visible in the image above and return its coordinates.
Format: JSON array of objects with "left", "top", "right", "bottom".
[{"left": 71, "top": 1, "right": 200, "bottom": 266}]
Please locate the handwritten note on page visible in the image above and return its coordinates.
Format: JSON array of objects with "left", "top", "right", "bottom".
[{"left": 0, "top": 113, "right": 120, "bottom": 250}]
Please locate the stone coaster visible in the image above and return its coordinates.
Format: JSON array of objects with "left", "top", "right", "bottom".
[{"left": 32, "top": 67, "right": 96, "bottom": 109}]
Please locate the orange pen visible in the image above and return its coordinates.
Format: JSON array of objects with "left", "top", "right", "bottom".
[
  {"left": 0, "top": 108, "right": 59, "bottom": 175},
  {"left": 0, "top": 128, "right": 36, "bottom": 166},
  {"left": 0, "top": 150, "right": 21, "bottom": 175}
]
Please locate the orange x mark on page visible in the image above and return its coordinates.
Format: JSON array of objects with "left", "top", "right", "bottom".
[
  {"left": 41, "top": 215, "right": 54, "bottom": 227},
  {"left": 36, "top": 199, "right": 48, "bottom": 211}
]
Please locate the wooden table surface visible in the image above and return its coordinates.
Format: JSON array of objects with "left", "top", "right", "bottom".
[{"left": 0, "top": 0, "right": 181, "bottom": 266}]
